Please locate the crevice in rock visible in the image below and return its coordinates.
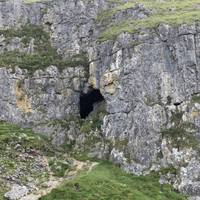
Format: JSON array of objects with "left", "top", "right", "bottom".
[
  {"left": 80, "top": 88, "right": 104, "bottom": 119},
  {"left": 174, "top": 101, "right": 183, "bottom": 107}
]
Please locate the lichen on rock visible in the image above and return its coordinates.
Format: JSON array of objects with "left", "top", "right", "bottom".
[{"left": 15, "top": 80, "right": 32, "bottom": 113}]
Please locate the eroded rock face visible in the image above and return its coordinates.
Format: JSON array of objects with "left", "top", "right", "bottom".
[
  {"left": 91, "top": 23, "right": 196, "bottom": 162},
  {"left": 90, "top": 23, "right": 200, "bottom": 197},
  {"left": 0, "top": 0, "right": 108, "bottom": 57},
  {"left": 80, "top": 22, "right": 200, "bottom": 197},
  {"left": 1, "top": 0, "right": 200, "bottom": 198},
  {"left": 0, "top": 65, "right": 87, "bottom": 125}
]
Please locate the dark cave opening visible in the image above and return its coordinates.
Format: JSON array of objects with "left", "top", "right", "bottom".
[{"left": 80, "top": 89, "right": 104, "bottom": 119}]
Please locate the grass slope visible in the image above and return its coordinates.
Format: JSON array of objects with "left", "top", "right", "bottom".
[
  {"left": 0, "top": 121, "right": 65, "bottom": 198},
  {"left": 98, "top": 0, "right": 200, "bottom": 41},
  {"left": 40, "top": 162, "right": 186, "bottom": 200}
]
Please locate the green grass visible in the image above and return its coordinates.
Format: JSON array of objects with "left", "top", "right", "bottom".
[
  {"left": 98, "top": 0, "right": 200, "bottom": 41},
  {"left": 0, "top": 121, "right": 74, "bottom": 198},
  {"left": 0, "top": 25, "right": 89, "bottom": 73},
  {"left": 161, "top": 108, "right": 198, "bottom": 150},
  {"left": 58, "top": 102, "right": 107, "bottom": 161},
  {"left": 0, "top": 50, "right": 89, "bottom": 74},
  {"left": 40, "top": 162, "right": 186, "bottom": 200},
  {"left": 0, "top": 121, "right": 55, "bottom": 156},
  {"left": 162, "top": 125, "right": 198, "bottom": 149},
  {"left": 192, "top": 95, "right": 200, "bottom": 103},
  {"left": 48, "top": 158, "right": 70, "bottom": 177},
  {"left": 0, "top": 121, "right": 59, "bottom": 196},
  {"left": 0, "top": 182, "right": 7, "bottom": 200}
]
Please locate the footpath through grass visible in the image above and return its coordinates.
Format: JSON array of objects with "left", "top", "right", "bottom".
[{"left": 40, "top": 162, "right": 186, "bottom": 200}]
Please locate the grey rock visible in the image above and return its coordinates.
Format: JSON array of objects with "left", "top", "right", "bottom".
[
  {"left": 1, "top": 0, "right": 200, "bottom": 198},
  {"left": 4, "top": 185, "right": 28, "bottom": 200},
  {"left": 0, "top": 65, "right": 86, "bottom": 125},
  {"left": 189, "top": 197, "right": 200, "bottom": 200}
]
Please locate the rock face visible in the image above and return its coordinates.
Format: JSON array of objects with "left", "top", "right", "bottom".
[
  {"left": 0, "top": 0, "right": 200, "bottom": 198},
  {"left": 0, "top": 65, "right": 86, "bottom": 125},
  {"left": 4, "top": 185, "right": 28, "bottom": 200},
  {"left": 0, "top": 0, "right": 108, "bottom": 57},
  {"left": 97, "top": 24, "right": 200, "bottom": 196},
  {"left": 99, "top": 24, "right": 200, "bottom": 165}
]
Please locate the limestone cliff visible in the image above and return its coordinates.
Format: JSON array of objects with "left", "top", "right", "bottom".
[{"left": 1, "top": 0, "right": 200, "bottom": 199}]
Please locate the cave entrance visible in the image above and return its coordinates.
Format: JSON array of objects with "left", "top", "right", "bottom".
[{"left": 80, "top": 89, "right": 104, "bottom": 119}]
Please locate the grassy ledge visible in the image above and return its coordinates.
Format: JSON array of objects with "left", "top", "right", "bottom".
[
  {"left": 0, "top": 24, "right": 89, "bottom": 74},
  {"left": 98, "top": 0, "right": 200, "bottom": 41}
]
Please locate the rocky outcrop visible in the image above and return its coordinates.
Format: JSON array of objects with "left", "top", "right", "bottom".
[
  {"left": 0, "top": 65, "right": 86, "bottom": 125},
  {"left": 88, "top": 14, "right": 200, "bottom": 199},
  {"left": 0, "top": 0, "right": 108, "bottom": 57},
  {"left": 1, "top": 0, "right": 200, "bottom": 199},
  {"left": 4, "top": 185, "right": 28, "bottom": 200},
  {"left": 94, "top": 23, "right": 200, "bottom": 196}
]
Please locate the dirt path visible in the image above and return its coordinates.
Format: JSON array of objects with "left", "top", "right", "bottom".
[{"left": 20, "top": 160, "right": 98, "bottom": 200}]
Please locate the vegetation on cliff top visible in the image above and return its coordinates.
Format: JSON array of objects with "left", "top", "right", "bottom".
[{"left": 98, "top": 0, "right": 200, "bottom": 41}]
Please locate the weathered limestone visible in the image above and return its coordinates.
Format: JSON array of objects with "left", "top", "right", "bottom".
[
  {"left": 0, "top": 66, "right": 87, "bottom": 125},
  {"left": 0, "top": 0, "right": 200, "bottom": 198},
  {"left": 4, "top": 185, "right": 28, "bottom": 200}
]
